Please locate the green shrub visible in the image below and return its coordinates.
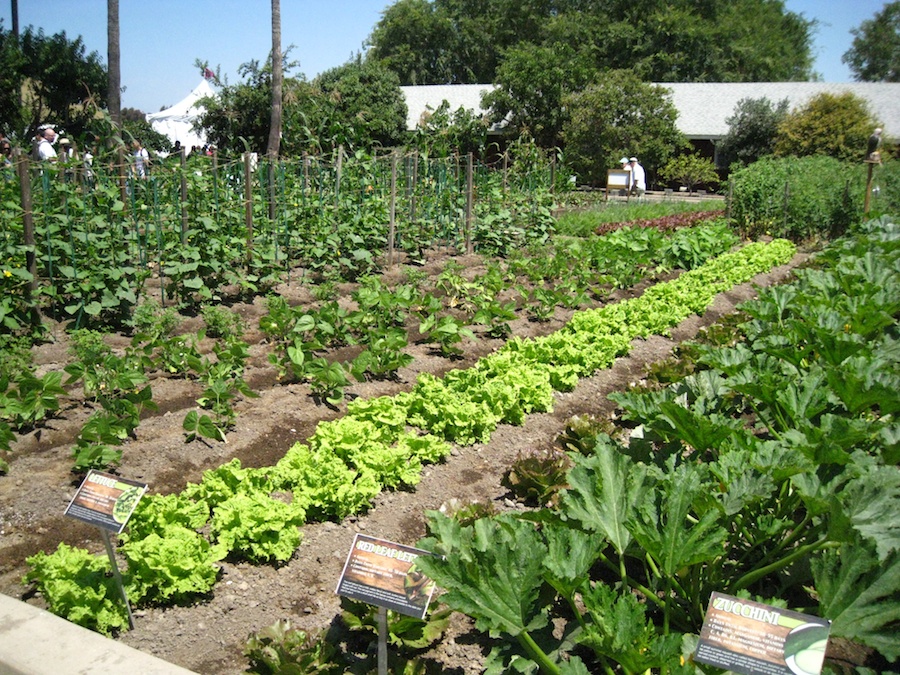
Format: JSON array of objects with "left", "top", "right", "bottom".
[{"left": 728, "top": 155, "right": 866, "bottom": 240}]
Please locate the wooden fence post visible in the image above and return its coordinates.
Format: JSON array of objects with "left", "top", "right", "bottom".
[
  {"left": 244, "top": 152, "right": 254, "bottom": 269},
  {"left": 388, "top": 152, "right": 397, "bottom": 267},
  {"left": 465, "top": 152, "right": 474, "bottom": 255},
  {"left": 179, "top": 147, "right": 188, "bottom": 244},
  {"left": 334, "top": 145, "right": 343, "bottom": 208},
  {"left": 16, "top": 151, "right": 40, "bottom": 328}
]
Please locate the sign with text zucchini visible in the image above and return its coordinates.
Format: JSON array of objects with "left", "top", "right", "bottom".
[
  {"left": 64, "top": 470, "right": 147, "bottom": 534},
  {"left": 336, "top": 534, "right": 436, "bottom": 619},
  {"left": 694, "top": 592, "right": 832, "bottom": 675}
]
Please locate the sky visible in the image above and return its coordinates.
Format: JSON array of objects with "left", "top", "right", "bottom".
[{"left": 0, "top": 0, "right": 890, "bottom": 115}]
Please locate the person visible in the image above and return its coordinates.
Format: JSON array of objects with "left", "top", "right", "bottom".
[
  {"left": 629, "top": 157, "right": 646, "bottom": 196},
  {"left": 1, "top": 138, "right": 13, "bottom": 177},
  {"left": 132, "top": 138, "right": 150, "bottom": 179},
  {"left": 619, "top": 156, "right": 632, "bottom": 192},
  {"left": 37, "top": 127, "right": 58, "bottom": 161}
]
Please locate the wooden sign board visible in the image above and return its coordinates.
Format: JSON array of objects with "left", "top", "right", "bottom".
[
  {"left": 606, "top": 169, "right": 631, "bottom": 200},
  {"left": 64, "top": 470, "right": 147, "bottom": 534},
  {"left": 336, "top": 533, "right": 436, "bottom": 619},
  {"left": 694, "top": 592, "right": 831, "bottom": 675}
]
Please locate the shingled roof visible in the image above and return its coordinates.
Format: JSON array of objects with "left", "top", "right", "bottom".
[
  {"left": 400, "top": 82, "right": 900, "bottom": 141},
  {"left": 660, "top": 82, "right": 900, "bottom": 140}
]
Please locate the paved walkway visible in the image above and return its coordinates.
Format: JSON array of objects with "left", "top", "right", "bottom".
[{"left": 0, "top": 593, "right": 196, "bottom": 675}]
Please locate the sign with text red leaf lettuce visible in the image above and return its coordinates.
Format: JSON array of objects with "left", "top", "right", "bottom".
[
  {"left": 694, "top": 592, "right": 832, "bottom": 675},
  {"left": 335, "top": 534, "right": 436, "bottom": 619},
  {"left": 64, "top": 470, "right": 147, "bottom": 534}
]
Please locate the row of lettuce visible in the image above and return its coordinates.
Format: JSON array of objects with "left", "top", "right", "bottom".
[
  {"left": 414, "top": 216, "right": 900, "bottom": 673},
  {"left": 0, "top": 214, "right": 735, "bottom": 475},
  {"left": 23, "top": 235, "right": 796, "bottom": 636}
]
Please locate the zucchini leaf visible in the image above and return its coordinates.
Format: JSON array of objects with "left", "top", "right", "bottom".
[
  {"left": 559, "top": 437, "right": 648, "bottom": 556},
  {"left": 417, "top": 512, "right": 549, "bottom": 638},
  {"left": 811, "top": 538, "right": 900, "bottom": 661}
]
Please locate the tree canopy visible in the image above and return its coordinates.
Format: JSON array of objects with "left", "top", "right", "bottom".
[
  {"left": 843, "top": 1, "right": 900, "bottom": 82},
  {"left": 561, "top": 70, "right": 686, "bottom": 186},
  {"left": 196, "top": 58, "right": 407, "bottom": 156},
  {"left": 718, "top": 97, "right": 790, "bottom": 169},
  {"left": 773, "top": 91, "right": 881, "bottom": 163},
  {"left": 367, "top": 0, "right": 816, "bottom": 86},
  {"left": 0, "top": 24, "right": 107, "bottom": 142}
]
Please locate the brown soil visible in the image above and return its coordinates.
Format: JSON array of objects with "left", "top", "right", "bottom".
[{"left": 0, "top": 248, "right": 805, "bottom": 674}]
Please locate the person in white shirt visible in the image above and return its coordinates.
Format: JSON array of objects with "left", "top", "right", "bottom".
[
  {"left": 37, "top": 128, "right": 58, "bottom": 161},
  {"left": 133, "top": 139, "right": 150, "bottom": 179},
  {"left": 629, "top": 157, "right": 646, "bottom": 196},
  {"left": 619, "top": 157, "right": 632, "bottom": 192}
]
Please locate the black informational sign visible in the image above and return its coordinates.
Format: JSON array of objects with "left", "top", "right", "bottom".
[
  {"left": 64, "top": 470, "right": 147, "bottom": 534},
  {"left": 336, "top": 534, "right": 436, "bottom": 619},
  {"left": 695, "top": 592, "right": 832, "bottom": 675}
]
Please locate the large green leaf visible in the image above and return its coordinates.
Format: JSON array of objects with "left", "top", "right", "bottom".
[
  {"left": 417, "top": 513, "right": 549, "bottom": 638},
  {"left": 837, "top": 464, "right": 900, "bottom": 560},
  {"left": 559, "top": 437, "right": 648, "bottom": 556},
  {"left": 811, "top": 539, "right": 900, "bottom": 661},
  {"left": 631, "top": 461, "right": 727, "bottom": 576}
]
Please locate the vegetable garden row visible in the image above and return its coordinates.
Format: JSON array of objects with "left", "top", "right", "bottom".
[
  {"left": 1, "top": 146, "right": 555, "bottom": 334},
  {"left": 21, "top": 230, "right": 797, "bottom": 639}
]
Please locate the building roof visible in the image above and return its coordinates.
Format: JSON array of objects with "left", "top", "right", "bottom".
[
  {"left": 400, "top": 82, "right": 900, "bottom": 141},
  {"left": 661, "top": 82, "right": 900, "bottom": 140},
  {"left": 400, "top": 84, "right": 499, "bottom": 131}
]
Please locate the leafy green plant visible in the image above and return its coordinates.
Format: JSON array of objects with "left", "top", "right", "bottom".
[
  {"left": 349, "top": 327, "right": 414, "bottom": 381},
  {"left": 304, "top": 357, "right": 351, "bottom": 406},
  {"left": 418, "top": 313, "right": 475, "bottom": 357},
  {"left": 200, "top": 304, "right": 245, "bottom": 340},
  {"left": 340, "top": 597, "right": 452, "bottom": 650},
  {"left": 502, "top": 446, "right": 573, "bottom": 507},
  {"left": 244, "top": 620, "right": 341, "bottom": 675},
  {"left": 23, "top": 543, "right": 131, "bottom": 636}
]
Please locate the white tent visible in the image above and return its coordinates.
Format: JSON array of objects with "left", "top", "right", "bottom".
[{"left": 146, "top": 79, "right": 215, "bottom": 151}]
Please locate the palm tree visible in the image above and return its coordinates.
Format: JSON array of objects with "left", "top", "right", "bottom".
[
  {"left": 107, "top": 0, "right": 121, "bottom": 130},
  {"left": 266, "top": 0, "right": 282, "bottom": 157}
]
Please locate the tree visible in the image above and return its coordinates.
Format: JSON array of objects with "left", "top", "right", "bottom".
[
  {"left": 717, "top": 97, "right": 790, "bottom": 168},
  {"left": 843, "top": 1, "right": 900, "bottom": 82},
  {"left": 107, "top": 0, "right": 121, "bottom": 132},
  {"left": 659, "top": 152, "right": 719, "bottom": 194},
  {"left": 312, "top": 58, "right": 407, "bottom": 151},
  {"left": 561, "top": 70, "right": 686, "bottom": 186},
  {"left": 267, "top": 0, "right": 282, "bottom": 157},
  {"left": 366, "top": 0, "right": 455, "bottom": 84},
  {"left": 368, "top": 0, "right": 815, "bottom": 86},
  {"left": 0, "top": 25, "right": 106, "bottom": 141},
  {"left": 773, "top": 92, "right": 881, "bottom": 163},
  {"left": 484, "top": 41, "right": 596, "bottom": 148},
  {"left": 195, "top": 59, "right": 280, "bottom": 155}
]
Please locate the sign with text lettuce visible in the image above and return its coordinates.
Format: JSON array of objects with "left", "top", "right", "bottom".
[
  {"left": 336, "top": 534, "right": 436, "bottom": 619},
  {"left": 64, "top": 470, "right": 147, "bottom": 534},
  {"left": 695, "top": 592, "right": 832, "bottom": 675}
]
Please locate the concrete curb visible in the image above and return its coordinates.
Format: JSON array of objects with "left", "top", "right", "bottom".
[{"left": 0, "top": 593, "right": 197, "bottom": 674}]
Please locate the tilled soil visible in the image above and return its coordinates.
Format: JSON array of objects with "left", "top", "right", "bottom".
[{"left": 0, "top": 249, "right": 804, "bottom": 674}]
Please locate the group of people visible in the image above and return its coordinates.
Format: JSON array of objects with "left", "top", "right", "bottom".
[{"left": 619, "top": 156, "right": 646, "bottom": 196}]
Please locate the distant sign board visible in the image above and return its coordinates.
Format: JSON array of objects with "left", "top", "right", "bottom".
[
  {"left": 336, "top": 534, "right": 436, "bottom": 619},
  {"left": 694, "top": 592, "right": 831, "bottom": 675},
  {"left": 64, "top": 470, "right": 147, "bottom": 534}
]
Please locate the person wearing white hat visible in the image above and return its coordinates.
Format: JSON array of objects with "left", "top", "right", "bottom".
[
  {"left": 619, "top": 156, "right": 632, "bottom": 192},
  {"left": 628, "top": 157, "right": 645, "bottom": 196}
]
